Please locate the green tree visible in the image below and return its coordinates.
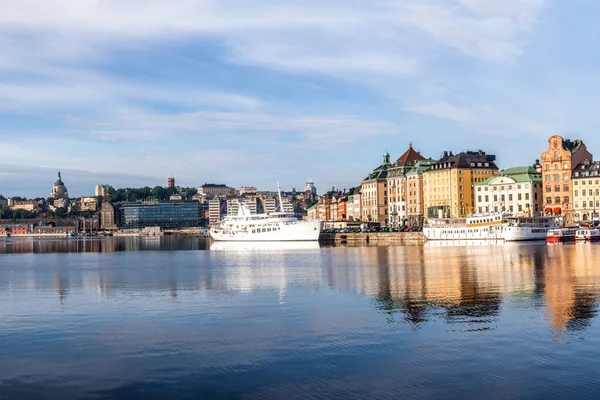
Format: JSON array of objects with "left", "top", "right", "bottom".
[
  {"left": 152, "top": 186, "right": 167, "bottom": 201},
  {"left": 54, "top": 207, "right": 67, "bottom": 218}
]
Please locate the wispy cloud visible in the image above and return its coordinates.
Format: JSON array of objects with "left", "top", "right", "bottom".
[{"left": 0, "top": 0, "right": 562, "bottom": 196}]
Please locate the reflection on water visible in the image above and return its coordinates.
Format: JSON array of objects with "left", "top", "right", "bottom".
[
  {"left": 0, "top": 236, "right": 208, "bottom": 253},
  {"left": 209, "top": 240, "right": 320, "bottom": 252},
  {"left": 3, "top": 240, "right": 600, "bottom": 398}
]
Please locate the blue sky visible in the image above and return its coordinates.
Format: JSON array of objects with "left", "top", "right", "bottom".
[{"left": 1, "top": 0, "right": 600, "bottom": 198}]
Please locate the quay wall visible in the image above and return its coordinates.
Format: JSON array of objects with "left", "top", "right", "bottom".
[{"left": 320, "top": 232, "right": 427, "bottom": 245}]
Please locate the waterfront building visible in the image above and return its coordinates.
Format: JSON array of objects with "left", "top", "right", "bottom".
[
  {"left": 168, "top": 177, "right": 175, "bottom": 188},
  {"left": 572, "top": 160, "right": 600, "bottom": 223},
  {"left": 95, "top": 184, "right": 106, "bottom": 197},
  {"left": 197, "top": 183, "right": 235, "bottom": 199},
  {"left": 100, "top": 201, "right": 119, "bottom": 230},
  {"left": 237, "top": 187, "right": 257, "bottom": 196},
  {"left": 423, "top": 150, "right": 498, "bottom": 219},
  {"left": 78, "top": 197, "right": 99, "bottom": 212},
  {"left": 53, "top": 198, "right": 69, "bottom": 209},
  {"left": 305, "top": 177, "right": 317, "bottom": 202},
  {"left": 208, "top": 198, "right": 226, "bottom": 224},
  {"left": 541, "top": 135, "right": 592, "bottom": 222},
  {"left": 227, "top": 197, "right": 260, "bottom": 216},
  {"left": 406, "top": 159, "right": 435, "bottom": 226},
  {"left": 361, "top": 151, "right": 391, "bottom": 224},
  {"left": 121, "top": 201, "right": 200, "bottom": 229},
  {"left": 8, "top": 200, "right": 40, "bottom": 212},
  {"left": 307, "top": 203, "right": 319, "bottom": 221},
  {"left": 49, "top": 171, "right": 69, "bottom": 199},
  {"left": 474, "top": 165, "right": 543, "bottom": 216},
  {"left": 387, "top": 143, "right": 427, "bottom": 227}
]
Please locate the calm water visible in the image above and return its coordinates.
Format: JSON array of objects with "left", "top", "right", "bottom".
[{"left": 2, "top": 237, "right": 600, "bottom": 399}]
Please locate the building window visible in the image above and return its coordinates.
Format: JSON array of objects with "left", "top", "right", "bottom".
[
  {"left": 546, "top": 185, "right": 551, "bottom": 193},
  {"left": 575, "top": 190, "right": 579, "bottom": 196},
  {"left": 525, "top": 193, "right": 530, "bottom": 200},
  {"left": 564, "top": 196, "right": 569, "bottom": 204},
  {"left": 564, "top": 163, "right": 568, "bottom": 169},
  {"left": 563, "top": 174, "right": 568, "bottom": 180},
  {"left": 555, "top": 196, "right": 560, "bottom": 204},
  {"left": 554, "top": 174, "right": 559, "bottom": 181},
  {"left": 518, "top": 193, "right": 522, "bottom": 201},
  {"left": 554, "top": 185, "right": 560, "bottom": 192},
  {"left": 564, "top": 185, "right": 569, "bottom": 192},
  {"left": 545, "top": 175, "right": 550, "bottom": 181},
  {"left": 583, "top": 201, "right": 587, "bottom": 208},
  {"left": 547, "top": 197, "right": 552, "bottom": 204}
]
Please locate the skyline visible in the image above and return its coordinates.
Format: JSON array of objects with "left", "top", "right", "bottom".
[{"left": 3, "top": 0, "right": 600, "bottom": 197}]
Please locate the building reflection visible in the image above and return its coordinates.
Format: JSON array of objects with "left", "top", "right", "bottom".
[
  {"left": 544, "top": 244, "right": 599, "bottom": 335},
  {"left": 0, "top": 237, "right": 208, "bottom": 254},
  {"left": 2, "top": 240, "right": 600, "bottom": 337}
]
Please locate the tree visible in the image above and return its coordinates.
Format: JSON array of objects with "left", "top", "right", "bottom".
[
  {"left": 0, "top": 194, "right": 6, "bottom": 201},
  {"left": 0, "top": 207, "right": 13, "bottom": 219},
  {"left": 54, "top": 207, "right": 67, "bottom": 218},
  {"left": 152, "top": 186, "right": 167, "bottom": 201}
]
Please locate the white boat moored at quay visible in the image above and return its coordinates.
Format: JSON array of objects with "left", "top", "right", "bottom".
[
  {"left": 210, "top": 185, "right": 322, "bottom": 242},
  {"left": 423, "top": 214, "right": 557, "bottom": 242}
]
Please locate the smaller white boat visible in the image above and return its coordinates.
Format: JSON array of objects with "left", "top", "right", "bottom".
[
  {"left": 546, "top": 228, "right": 577, "bottom": 243},
  {"left": 575, "top": 228, "right": 600, "bottom": 242}
]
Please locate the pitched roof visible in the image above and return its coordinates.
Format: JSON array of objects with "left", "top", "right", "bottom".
[
  {"left": 362, "top": 151, "right": 392, "bottom": 182},
  {"left": 431, "top": 150, "right": 498, "bottom": 171},
  {"left": 391, "top": 142, "right": 426, "bottom": 170},
  {"left": 476, "top": 165, "right": 541, "bottom": 185},
  {"left": 406, "top": 159, "right": 436, "bottom": 175}
]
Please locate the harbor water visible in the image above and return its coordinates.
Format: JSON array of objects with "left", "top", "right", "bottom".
[{"left": 2, "top": 237, "right": 600, "bottom": 399}]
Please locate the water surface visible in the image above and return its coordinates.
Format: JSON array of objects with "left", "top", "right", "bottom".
[{"left": 1, "top": 238, "right": 600, "bottom": 399}]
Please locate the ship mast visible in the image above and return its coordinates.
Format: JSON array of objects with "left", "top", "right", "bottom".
[{"left": 277, "top": 182, "right": 284, "bottom": 213}]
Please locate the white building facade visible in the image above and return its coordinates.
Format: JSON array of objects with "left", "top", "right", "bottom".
[{"left": 474, "top": 166, "right": 543, "bottom": 216}]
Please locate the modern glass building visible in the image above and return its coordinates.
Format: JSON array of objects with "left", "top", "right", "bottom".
[{"left": 121, "top": 201, "right": 200, "bottom": 229}]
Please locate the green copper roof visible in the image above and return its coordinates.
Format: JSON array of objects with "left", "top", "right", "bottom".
[
  {"left": 406, "top": 159, "right": 436, "bottom": 175},
  {"left": 476, "top": 165, "right": 541, "bottom": 185}
]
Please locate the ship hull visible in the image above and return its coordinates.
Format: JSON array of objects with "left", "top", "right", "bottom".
[{"left": 210, "top": 221, "right": 322, "bottom": 242}]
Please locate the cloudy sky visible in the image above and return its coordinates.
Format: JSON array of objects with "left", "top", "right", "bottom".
[{"left": 1, "top": 0, "right": 598, "bottom": 197}]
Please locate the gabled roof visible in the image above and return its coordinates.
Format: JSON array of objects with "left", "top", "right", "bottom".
[{"left": 391, "top": 143, "right": 426, "bottom": 170}]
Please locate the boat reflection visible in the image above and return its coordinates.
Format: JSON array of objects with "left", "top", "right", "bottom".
[
  {"left": 209, "top": 241, "right": 320, "bottom": 252},
  {"left": 424, "top": 239, "right": 505, "bottom": 247}
]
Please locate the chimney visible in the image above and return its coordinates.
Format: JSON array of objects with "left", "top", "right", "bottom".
[
  {"left": 534, "top": 159, "right": 542, "bottom": 173},
  {"left": 443, "top": 151, "right": 448, "bottom": 158}
]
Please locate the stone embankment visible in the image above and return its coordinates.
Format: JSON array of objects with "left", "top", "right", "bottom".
[{"left": 320, "top": 232, "right": 427, "bottom": 246}]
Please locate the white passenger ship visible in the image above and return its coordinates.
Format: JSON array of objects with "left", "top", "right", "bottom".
[
  {"left": 210, "top": 195, "right": 322, "bottom": 242},
  {"left": 423, "top": 214, "right": 557, "bottom": 242}
]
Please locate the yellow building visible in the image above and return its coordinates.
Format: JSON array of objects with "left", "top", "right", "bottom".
[
  {"left": 361, "top": 151, "right": 391, "bottom": 224},
  {"left": 423, "top": 150, "right": 498, "bottom": 219}
]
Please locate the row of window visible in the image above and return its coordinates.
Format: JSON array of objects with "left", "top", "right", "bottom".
[
  {"left": 545, "top": 197, "right": 569, "bottom": 205},
  {"left": 476, "top": 184, "right": 534, "bottom": 191},
  {"left": 574, "top": 201, "right": 600, "bottom": 209},
  {"left": 546, "top": 185, "right": 570, "bottom": 192},
  {"left": 545, "top": 161, "right": 568, "bottom": 170},
  {"left": 574, "top": 189, "right": 600, "bottom": 197},
  {"left": 574, "top": 180, "right": 600, "bottom": 185},
  {"left": 477, "top": 204, "right": 533, "bottom": 213},
  {"left": 477, "top": 193, "right": 533, "bottom": 202}
]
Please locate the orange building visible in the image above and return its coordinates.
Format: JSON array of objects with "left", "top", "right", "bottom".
[{"left": 541, "top": 135, "right": 592, "bottom": 222}]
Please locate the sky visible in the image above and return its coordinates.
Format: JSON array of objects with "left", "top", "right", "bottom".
[{"left": 1, "top": 0, "right": 600, "bottom": 198}]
